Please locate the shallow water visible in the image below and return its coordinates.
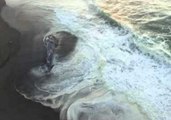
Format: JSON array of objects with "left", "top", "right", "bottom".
[{"left": 1, "top": 0, "right": 171, "bottom": 120}]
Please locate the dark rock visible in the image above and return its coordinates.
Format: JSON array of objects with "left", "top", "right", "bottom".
[
  {"left": 42, "top": 31, "right": 77, "bottom": 71},
  {"left": 0, "top": 16, "right": 20, "bottom": 67},
  {"left": 0, "top": 0, "right": 20, "bottom": 67},
  {"left": 52, "top": 31, "right": 78, "bottom": 58}
]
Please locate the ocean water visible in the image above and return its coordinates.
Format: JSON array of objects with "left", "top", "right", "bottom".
[
  {"left": 1, "top": 0, "right": 171, "bottom": 120},
  {"left": 96, "top": 0, "right": 171, "bottom": 61}
]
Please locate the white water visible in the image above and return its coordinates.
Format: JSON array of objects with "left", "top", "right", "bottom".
[
  {"left": 2, "top": 0, "right": 171, "bottom": 120},
  {"left": 53, "top": 6, "right": 171, "bottom": 120}
]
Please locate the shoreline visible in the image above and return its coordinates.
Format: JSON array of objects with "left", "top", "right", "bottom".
[{"left": 0, "top": 1, "right": 60, "bottom": 120}]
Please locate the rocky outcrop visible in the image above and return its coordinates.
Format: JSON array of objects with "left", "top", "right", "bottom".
[
  {"left": 48, "top": 31, "right": 78, "bottom": 58},
  {"left": 0, "top": 0, "right": 20, "bottom": 67}
]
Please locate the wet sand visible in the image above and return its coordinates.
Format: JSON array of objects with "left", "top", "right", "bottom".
[{"left": 0, "top": 1, "right": 59, "bottom": 120}]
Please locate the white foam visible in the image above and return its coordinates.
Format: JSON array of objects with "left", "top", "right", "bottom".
[{"left": 53, "top": 6, "right": 171, "bottom": 120}]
